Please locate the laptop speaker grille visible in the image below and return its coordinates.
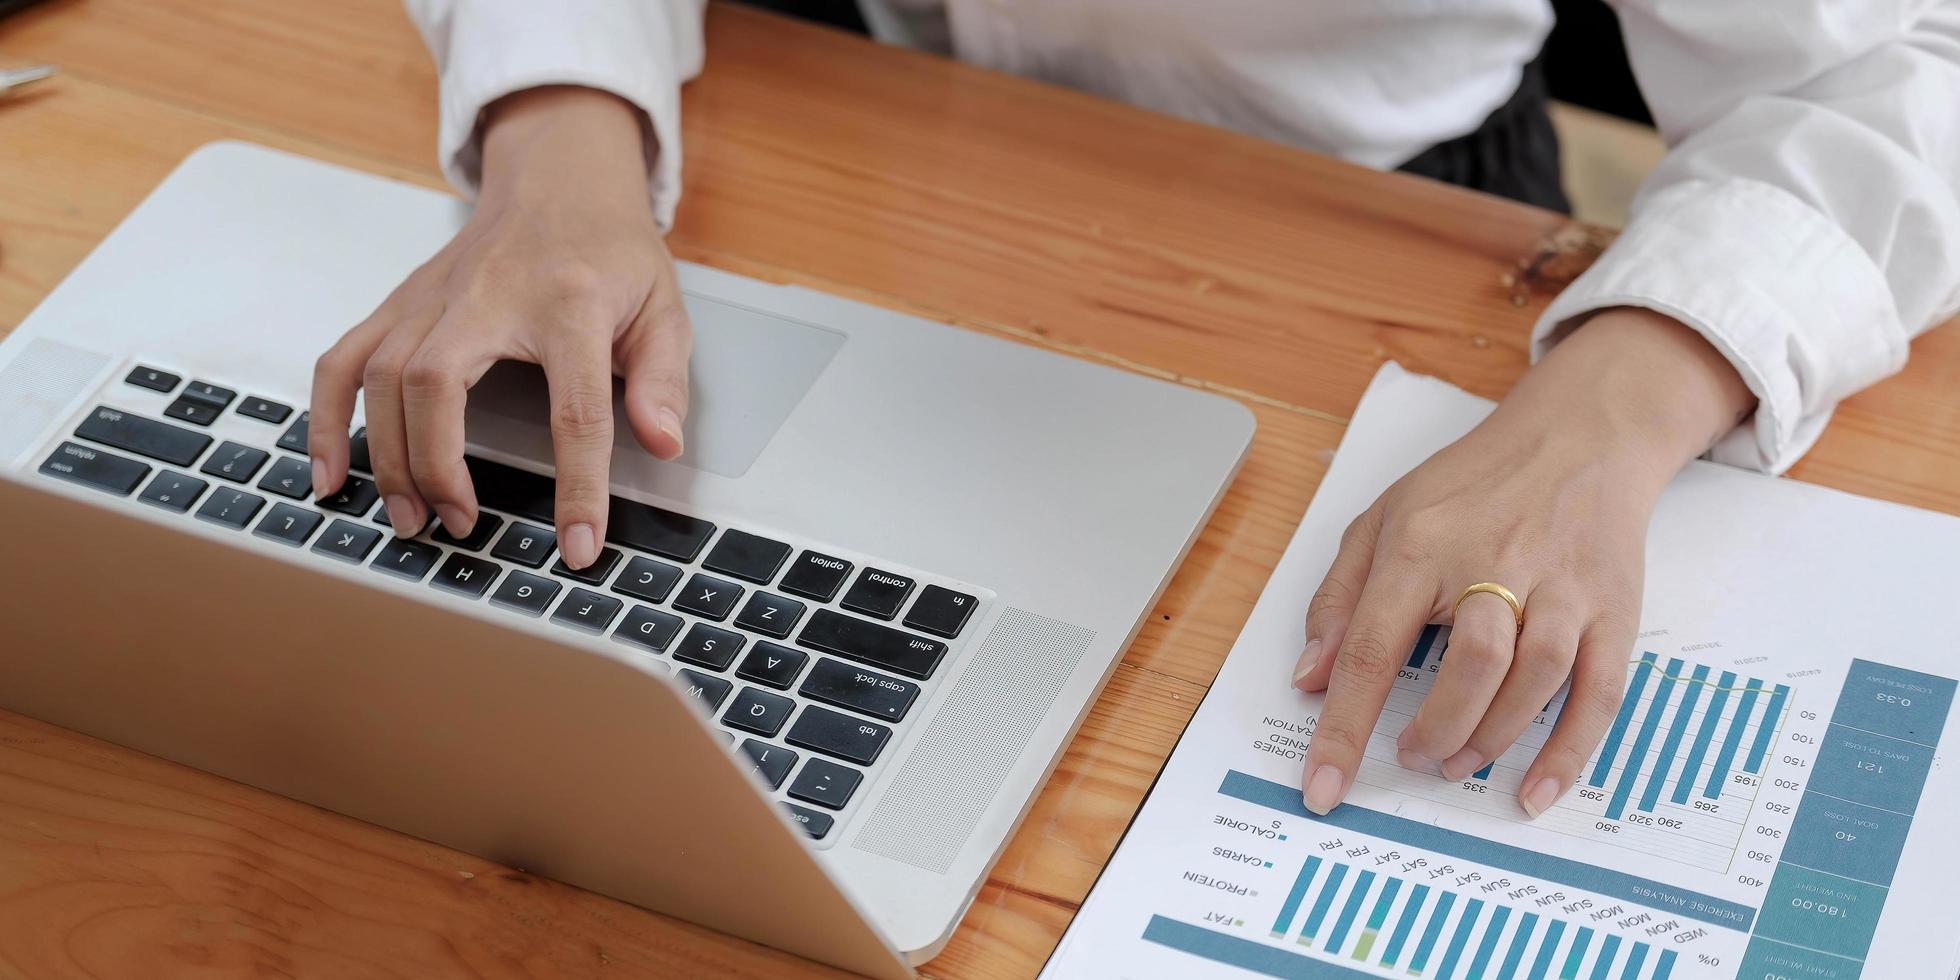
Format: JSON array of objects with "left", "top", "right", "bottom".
[
  {"left": 0, "top": 338, "right": 111, "bottom": 469},
  {"left": 849, "top": 607, "right": 1096, "bottom": 874}
]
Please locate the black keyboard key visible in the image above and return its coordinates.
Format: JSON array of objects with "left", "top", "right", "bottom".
[
  {"left": 613, "top": 605, "right": 684, "bottom": 654},
  {"left": 784, "top": 802, "right": 834, "bottom": 839},
  {"left": 673, "top": 623, "right": 745, "bottom": 671},
  {"left": 276, "top": 412, "right": 310, "bottom": 454},
  {"left": 430, "top": 552, "right": 500, "bottom": 598},
  {"left": 253, "top": 502, "right": 322, "bottom": 546},
  {"left": 491, "top": 522, "right": 556, "bottom": 568},
  {"left": 318, "top": 475, "right": 379, "bottom": 516},
  {"left": 739, "top": 740, "right": 799, "bottom": 790},
  {"left": 40, "top": 441, "right": 148, "bottom": 496},
  {"left": 550, "top": 587, "right": 622, "bottom": 633},
  {"left": 431, "top": 512, "right": 502, "bottom": 552},
  {"left": 181, "top": 381, "right": 236, "bottom": 409},
  {"left": 841, "top": 568, "right": 914, "bottom": 620},
  {"left": 348, "top": 427, "right": 372, "bottom": 474},
  {"left": 75, "top": 405, "right": 212, "bottom": 467},
  {"left": 796, "top": 609, "right": 948, "bottom": 680},
  {"left": 778, "top": 550, "right": 853, "bottom": 603},
  {"left": 195, "top": 487, "right": 265, "bottom": 529},
  {"left": 903, "top": 584, "right": 978, "bottom": 639},
  {"left": 162, "top": 395, "right": 222, "bottom": 427},
  {"left": 674, "top": 668, "right": 733, "bottom": 711},
  {"left": 491, "top": 569, "right": 562, "bottom": 616},
  {"left": 311, "top": 518, "right": 382, "bottom": 563},
  {"left": 125, "top": 365, "right": 180, "bottom": 393},
  {"left": 137, "top": 470, "right": 207, "bottom": 512},
  {"left": 373, "top": 537, "right": 442, "bottom": 581},
  {"left": 237, "top": 396, "right": 292, "bottom": 424},
  {"left": 257, "top": 456, "right": 312, "bottom": 499},
  {"left": 673, "top": 572, "right": 743, "bottom": 621},
  {"left": 612, "top": 555, "right": 683, "bottom": 603},
  {"left": 550, "top": 546, "right": 620, "bottom": 586},
  {"left": 723, "top": 687, "right": 796, "bottom": 737},
  {"left": 703, "top": 529, "right": 793, "bottom": 584},
  {"left": 736, "top": 642, "right": 808, "bottom": 690},
  {"left": 199, "top": 441, "right": 269, "bottom": 483},
  {"left": 800, "top": 658, "right": 920, "bottom": 723},
  {"left": 461, "top": 456, "right": 557, "bottom": 524},
  {"left": 607, "top": 498, "right": 716, "bottom": 563},
  {"left": 733, "top": 591, "right": 806, "bottom": 639},
  {"left": 787, "top": 757, "right": 863, "bottom": 811},
  {"left": 786, "top": 706, "right": 890, "bottom": 767}
]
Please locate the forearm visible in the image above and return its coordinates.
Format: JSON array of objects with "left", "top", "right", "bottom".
[{"left": 1493, "top": 308, "right": 1756, "bottom": 495}]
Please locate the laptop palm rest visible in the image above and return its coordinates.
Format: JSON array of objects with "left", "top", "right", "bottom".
[{"left": 0, "top": 475, "right": 913, "bottom": 979}]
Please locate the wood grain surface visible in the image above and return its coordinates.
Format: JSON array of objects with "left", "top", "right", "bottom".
[{"left": 1, "top": 2, "right": 1954, "bottom": 977}]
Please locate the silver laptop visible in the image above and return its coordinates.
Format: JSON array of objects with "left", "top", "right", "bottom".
[{"left": 0, "top": 142, "right": 1252, "bottom": 975}]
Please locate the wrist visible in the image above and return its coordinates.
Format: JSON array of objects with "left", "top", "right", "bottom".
[
  {"left": 479, "top": 86, "right": 651, "bottom": 208},
  {"left": 1492, "top": 308, "right": 1756, "bottom": 492}
]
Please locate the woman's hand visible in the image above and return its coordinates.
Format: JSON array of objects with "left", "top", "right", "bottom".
[
  {"left": 1292, "top": 308, "right": 1754, "bottom": 818},
  {"left": 308, "top": 86, "right": 691, "bottom": 569}
]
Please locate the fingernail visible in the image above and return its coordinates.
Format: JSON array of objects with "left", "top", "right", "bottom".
[
  {"left": 385, "top": 494, "right": 422, "bottom": 535},
  {"left": 1290, "top": 638, "right": 1323, "bottom": 688},
  {"left": 1520, "top": 777, "right": 1562, "bottom": 819},
  {"left": 656, "top": 407, "right": 683, "bottom": 455},
  {"left": 564, "top": 523, "right": 598, "bottom": 569},
  {"left": 1302, "top": 764, "right": 1345, "bottom": 815},
  {"left": 311, "top": 458, "right": 329, "bottom": 497},
  {"left": 1396, "top": 748, "right": 1441, "bottom": 775},
  {"left": 434, "top": 504, "right": 473, "bottom": 538},
  {"left": 1441, "top": 747, "right": 1485, "bottom": 781}
]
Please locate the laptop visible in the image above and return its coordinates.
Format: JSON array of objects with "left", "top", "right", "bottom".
[{"left": 0, "top": 142, "right": 1253, "bottom": 975}]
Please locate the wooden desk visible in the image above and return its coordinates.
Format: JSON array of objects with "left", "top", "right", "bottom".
[{"left": 2, "top": 3, "right": 1955, "bottom": 976}]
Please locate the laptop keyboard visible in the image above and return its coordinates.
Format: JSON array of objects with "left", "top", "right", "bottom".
[{"left": 37, "top": 364, "right": 990, "bottom": 843}]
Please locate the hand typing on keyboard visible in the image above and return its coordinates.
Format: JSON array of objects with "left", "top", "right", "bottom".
[{"left": 307, "top": 87, "right": 690, "bottom": 569}]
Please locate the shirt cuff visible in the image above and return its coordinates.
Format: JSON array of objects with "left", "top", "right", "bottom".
[
  {"left": 431, "top": 11, "right": 686, "bottom": 230},
  {"left": 1532, "top": 177, "right": 1908, "bottom": 473}
]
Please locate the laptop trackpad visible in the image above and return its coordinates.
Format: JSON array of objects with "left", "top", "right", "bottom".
[{"left": 468, "top": 295, "right": 846, "bottom": 480}]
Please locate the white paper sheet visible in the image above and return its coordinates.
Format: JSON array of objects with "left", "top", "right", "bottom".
[{"left": 1045, "top": 363, "right": 1960, "bottom": 980}]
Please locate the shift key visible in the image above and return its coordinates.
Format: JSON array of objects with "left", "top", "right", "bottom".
[
  {"left": 39, "top": 441, "right": 149, "bottom": 495},
  {"left": 796, "top": 609, "right": 948, "bottom": 680},
  {"left": 75, "top": 405, "right": 212, "bottom": 467}
]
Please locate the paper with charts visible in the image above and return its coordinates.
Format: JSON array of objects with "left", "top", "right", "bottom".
[{"left": 1044, "top": 363, "right": 1960, "bottom": 980}]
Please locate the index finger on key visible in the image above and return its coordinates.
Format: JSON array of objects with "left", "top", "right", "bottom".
[{"left": 1302, "top": 562, "right": 1434, "bottom": 814}]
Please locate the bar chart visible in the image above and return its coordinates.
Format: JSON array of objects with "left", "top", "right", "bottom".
[
  {"left": 1152, "top": 850, "right": 1681, "bottom": 979},
  {"left": 1362, "top": 628, "right": 1795, "bottom": 871}
]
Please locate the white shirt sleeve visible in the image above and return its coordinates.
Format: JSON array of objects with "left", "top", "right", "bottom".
[
  {"left": 1534, "top": 2, "right": 1960, "bottom": 472},
  {"left": 404, "top": 0, "right": 706, "bottom": 229}
]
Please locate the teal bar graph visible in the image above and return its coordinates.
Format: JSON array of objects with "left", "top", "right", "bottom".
[
  {"left": 1470, "top": 762, "right": 1494, "bottom": 781},
  {"left": 1349, "top": 877, "right": 1401, "bottom": 961},
  {"left": 1653, "top": 949, "right": 1677, "bottom": 979},
  {"left": 1407, "top": 892, "right": 1457, "bottom": 976},
  {"left": 1672, "top": 670, "right": 1736, "bottom": 804},
  {"left": 1588, "top": 934, "right": 1623, "bottom": 980},
  {"left": 1273, "top": 855, "right": 1323, "bottom": 937},
  {"left": 1639, "top": 663, "right": 1708, "bottom": 811},
  {"left": 1433, "top": 899, "right": 1483, "bottom": 980},
  {"left": 1743, "top": 684, "right": 1791, "bottom": 774},
  {"left": 1498, "top": 912, "right": 1538, "bottom": 979},
  {"left": 1617, "top": 942, "right": 1648, "bottom": 979},
  {"left": 1322, "top": 870, "right": 1375, "bottom": 953},
  {"left": 1408, "top": 624, "right": 1442, "bottom": 670},
  {"left": 1560, "top": 927, "right": 1593, "bottom": 980},
  {"left": 1528, "top": 919, "right": 1565, "bottom": 980},
  {"left": 1606, "top": 658, "right": 1684, "bottom": 819},
  {"left": 1704, "top": 678, "right": 1763, "bottom": 797},
  {"left": 1380, "top": 884, "right": 1429, "bottom": 969},
  {"left": 1464, "top": 905, "right": 1509, "bottom": 979},
  {"left": 1590, "top": 654, "right": 1658, "bottom": 788},
  {"left": 1298, "top": 862, "right": 1348, "bottom": 944}
]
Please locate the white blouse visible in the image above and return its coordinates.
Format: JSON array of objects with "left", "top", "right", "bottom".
[{"left": 405, "top": 0, "right": 1960, "bottom": 474}]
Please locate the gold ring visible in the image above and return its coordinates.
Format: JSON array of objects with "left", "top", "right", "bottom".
[{"left": 1454, "top": 582, "right": 1523, "bottom": 631}]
